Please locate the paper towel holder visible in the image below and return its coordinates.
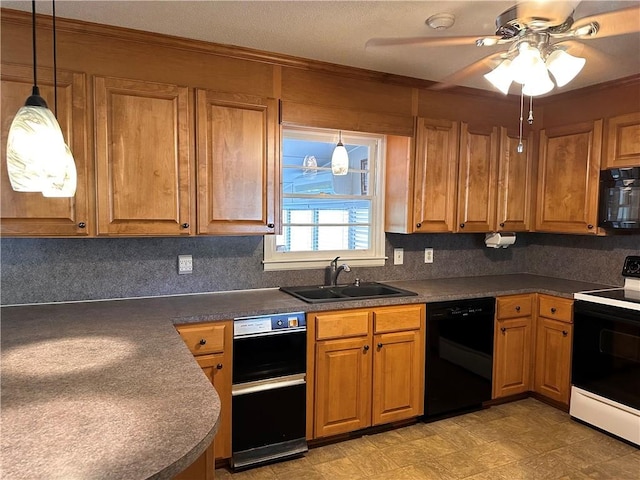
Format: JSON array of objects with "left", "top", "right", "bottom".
[{"left": 485, "top": 232, "right": 516, "bottom": 248}]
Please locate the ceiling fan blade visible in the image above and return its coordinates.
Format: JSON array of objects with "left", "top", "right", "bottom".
[
  {"left": 572, "top": 4, "right": 640, "bottom": 38},
  {"left": 516, "top": 1, "right": 580, "bottom": 28},
  {"left": 365, "top": 35, "right": 500, "bottom": 49},
  {"left": 429, "top": 52, "right": 506, "bottom": 91},
  {"left": 554, "top": 40, "right": 619, "bottom": 72}
]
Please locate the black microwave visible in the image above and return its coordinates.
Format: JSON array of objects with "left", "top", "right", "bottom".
[{"left": 599, "top": 167, "right": 640, "bottom": 231}]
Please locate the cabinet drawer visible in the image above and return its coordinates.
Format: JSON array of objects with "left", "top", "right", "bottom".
[
  {"left": 538, "top": 295, "right": 573, "bottom": 323},
  {"left": 315, "top": 311, "right": 370, "bottom": 340},
  {"left": 373, "top": 305, "right": 423, "bottom": 333},
  {"left": 496, "top": 295, "right": 533, "bottom": 319},
  {"left": 176, "top": 323, "right": 226, "bottom": 355}
]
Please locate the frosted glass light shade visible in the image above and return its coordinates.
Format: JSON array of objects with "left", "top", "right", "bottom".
[
  {"left": 41, "top": 143, "right": 78, "bottom": 197},
  {"left": 6, "top": 104, "right": 77, "bottom": 197},
  {"left": 484, "top": 59, "right": 513, "bottom": 94},
  {"left": 522, "top": 61, "right": 555, "bottom": 96},
  {"left": 331, "top": 142, "right": 349, "bottom": 176},
  {"left": 546, "top": 49, "right": 586, "bottom": 87},
  {"left": 510, "top": 43, "right": 539, "bottom": 85}
]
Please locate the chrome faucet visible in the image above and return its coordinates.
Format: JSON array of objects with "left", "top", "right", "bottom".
[{"left": 326, "top": 256, "right": 351, "bottom": 286}]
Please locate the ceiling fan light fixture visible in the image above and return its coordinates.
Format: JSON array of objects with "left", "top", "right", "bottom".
[
  {"left": 331, "top": 131, "right": 349, "bottom": 176},
  {"left": 522, "top": 66, "right": 554, "bottom": 96},
  {"left": 426, "top": 13, "right": 455, "bottom": 31},
  {"left": 546, "top": 49, "right": 586, "bottom": 87},
  {"left": 509, "top": 42, "right": 543, "bottom": 85},
  {"left": 484, "top": 59, "right": 513, "bottom": 94}
]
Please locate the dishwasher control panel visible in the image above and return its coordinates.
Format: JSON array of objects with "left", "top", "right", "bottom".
[{"left": 234, "top": 312, "right": 306, "bottom": 337}]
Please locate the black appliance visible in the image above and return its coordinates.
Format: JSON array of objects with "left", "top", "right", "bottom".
[
  {"left": 599, "top": 167, "right": 640, "bottom": 231},
  {"left": 423, "top": 297, "right": 495, "bottom": 420},
  {"left": 571, "top": 256, "right": 640, "bottom": 445},
  {"left": 231, "top": 312, "right": 307, "bottom": 470}
]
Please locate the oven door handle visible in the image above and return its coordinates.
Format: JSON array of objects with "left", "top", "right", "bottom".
[{"left": 232, "top": 373, "right": 306, "bottom": 396}]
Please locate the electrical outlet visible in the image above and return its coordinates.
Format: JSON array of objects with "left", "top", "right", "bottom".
[
  {"left": 178, "top": 255, "right": 193, "bottom": 274},
  {"left": 424, "top": 248, "right": 434, "bottom": 264},
  {"left": 393, "top": 248, "right": 404, "bottom": 265}
]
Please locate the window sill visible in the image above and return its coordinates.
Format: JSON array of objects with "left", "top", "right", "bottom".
[{"left": 262, "top": 256, "right": 387, "bottom": 272}]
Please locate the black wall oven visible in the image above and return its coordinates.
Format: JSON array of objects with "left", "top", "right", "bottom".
[{"left": 231, "top": 312, "right": 307, "bottom": 470}]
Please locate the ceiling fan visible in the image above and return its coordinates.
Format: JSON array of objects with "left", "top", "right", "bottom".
[{"left": 366, "top": 1, "right": 640, "bottom": 96}]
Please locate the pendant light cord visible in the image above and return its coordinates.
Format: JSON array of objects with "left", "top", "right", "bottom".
[
  {"left": 52, "top": 0, "right": 58, "bottom": 117},
  {"left": 31, "top": 0, "right": 37, "bottom": 90}
]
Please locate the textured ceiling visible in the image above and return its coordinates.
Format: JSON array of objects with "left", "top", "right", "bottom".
[{"left": 2, "top": 0, "right": 639, "bottom": 95}]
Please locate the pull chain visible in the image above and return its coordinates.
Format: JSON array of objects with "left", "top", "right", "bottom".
[
  {"left": 517, "top": 86, "right": 524, "bottom": 153},
  {"left": 528, "top": 95, "right": 534, "bottom": 125}
]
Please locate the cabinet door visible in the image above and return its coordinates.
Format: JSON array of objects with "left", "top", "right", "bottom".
[
  {"left": 196, "top": 90, "right": 278, "bottom": 235},
  {"left": 372, "top": 330, "right": 424, "bottom": 425},
  {"left": 457, "top": 122, "right": 498, "bottom": 232},
  {"left": 493, "top": 317, "right": 532, "bottom": 398},
  {"left": 535, "top": 120, "right": 602, "bottom": 234},
  {"left": 197, "top": 352, "right": 232, "bottom": 461},
  {"left": 534, "top": 317, "right": 573, "bottom": 405},
  {"left": 603, "top": 112, "right": 640, "bottom": 169},
  {"left": 94, "top": 76, "right": 192, "bottom": 235},
  {"left": 496, "top": 128, "right": 533, "bottom": 232},
  {"left": 413, "top": 118, "right": 459, "bottom": 232},
  {"left": 315, "top": 336, "right": 372, "bottom": 438},
  {"left": 1, "top": 63, "right": 90, "bottom": 236}
]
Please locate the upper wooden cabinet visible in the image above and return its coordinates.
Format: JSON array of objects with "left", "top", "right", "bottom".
[
  {"left": 196, "top": 90, "right": 278, "bottom": 235},
  {"left": 413, "top": 118, "right": 459, "bottom": 233},
  {"left": 94, "top": 76, "right": 193, "bottom": 236},
  {"left": 535, "top": 120, "right": 603, "bottom": 234},
  {"left": 603, "top": 112, "right": 640, "bottom": 169},
  {"left": 496, "top": 128, "right": 534, "bottom": 232},
  {"left": 1, "top": 63, "right": 90, "bottom": 236},
  {"left": 456, "top": 122, "right": 499, "bottom": 232}
]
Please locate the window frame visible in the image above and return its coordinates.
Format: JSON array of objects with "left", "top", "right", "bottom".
[{"left": 263, "top": 127, "right": 387, "bottom": 271}]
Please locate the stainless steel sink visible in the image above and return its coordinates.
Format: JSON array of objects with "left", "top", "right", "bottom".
[{"left": 280, "top": 282, "right": 418, "bottom": 304}]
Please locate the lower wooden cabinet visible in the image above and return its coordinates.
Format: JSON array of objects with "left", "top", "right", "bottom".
[
  {"left": 175, "top": 320, "right": 233, "bottom": 478},
  {"left": 493, "top": 294, "right": 533, "bottom": 399},
  {"left": 310, "top": 304, "right": 425, "bottom": 439},
  {"left": 533, "top": 295, "right": 574, "bottom": 405}
]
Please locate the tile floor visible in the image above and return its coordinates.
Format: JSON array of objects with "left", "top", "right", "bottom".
[{"left": 215, "top": 398, "right": 639, "bottom": 480}]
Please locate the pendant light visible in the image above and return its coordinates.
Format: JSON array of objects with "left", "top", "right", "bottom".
[
  {"left": 6, "top": 0, "right": 77, "bottom": 197},
  {"left": 331, "top": 131, "right": 349, "bottom": 176}
]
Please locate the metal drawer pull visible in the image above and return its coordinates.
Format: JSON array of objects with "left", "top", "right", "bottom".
[
  {"left": 377, "top": 342, "right": 383, "bottom": 348},
  {"left": 199, "top": 338, "right": 207, "bottom": 345},
  {"left": 363, "top": 345, "right": 370, "bottom": 351},
  {"left": 216, "top": 363, "right": 223, "bottom": 369},
  {"left": 551, "top": 307, "right": 557, "bottom": 314},
  {"left": 515, "top": 306, "right": 521, "bottom": 311},
  {"left": 501, "top": 327, "right": 506, "bottom": 333},
  {"left": 562, "top": 330, "right": 568, "bottom": 337}
]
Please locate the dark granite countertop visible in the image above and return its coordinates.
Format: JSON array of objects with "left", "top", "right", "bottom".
[{"left": 0, "top": 273, "right": 611, "bottom": 479}]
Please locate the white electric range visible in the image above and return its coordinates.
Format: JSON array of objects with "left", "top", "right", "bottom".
[{"left": 571, "top": 255, "right": 640, "bottom": 446}]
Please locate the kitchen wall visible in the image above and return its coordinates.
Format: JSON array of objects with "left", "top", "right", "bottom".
[{"left": 2, "top": 232, "right": 636, "bottom": 305}]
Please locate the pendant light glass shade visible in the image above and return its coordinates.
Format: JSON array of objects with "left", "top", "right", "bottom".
[
  {"left": 522, "top": 60, "right": 555, "bottom": 96},
  {"left": 331, "top": 131, "right": 349, "bottom": 176},
  {"left": 6, "top": 0, "right": 77, "bottom": 197},
  {"left": 546, "top": 49, "right": 586, "bottom": 87}
]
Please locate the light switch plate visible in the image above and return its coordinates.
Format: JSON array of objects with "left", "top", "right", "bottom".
[
  {"left": 178, "top": 255, "right": 193, "bottom": 274},
  {"left": 393, "top": 248, "right": 404, "bottom": 265}
]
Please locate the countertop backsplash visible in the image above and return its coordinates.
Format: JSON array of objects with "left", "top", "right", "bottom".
[{"left": 1, "top": 232, "right": 636, "bottom": 305}]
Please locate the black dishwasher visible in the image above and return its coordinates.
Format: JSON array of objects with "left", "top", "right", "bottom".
[{"left": 423, "top": 297, "right": 495, "bottom": 420}]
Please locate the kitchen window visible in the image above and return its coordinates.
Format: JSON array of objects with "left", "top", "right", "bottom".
[{"left": 263, "top": 127, "right": 385, "bottom": 271}]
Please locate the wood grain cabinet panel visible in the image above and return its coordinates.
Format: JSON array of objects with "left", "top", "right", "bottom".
[
  {"left": 94, "top": 76, "right": 192, "bottom": 236},
  {"left": 196, "top": 90, "right": 278, "bottom": 235},
  {"left": 1, "top": 63, "right": 90, "bottom": 236},
  {"left": 535, "top": 120, "right": 602, "bottom": 234},
  {"left": 457, "top": 122, "right": 499, "bottom": 232},
  {"left": 413, "top": 118, "right": 459, "bottom": 233},
  {"left": 493, "top": 316, "right": 532, "bottom": 398},
  {"left": 603, "top": 112, "right": 640, "bottom": 168}
]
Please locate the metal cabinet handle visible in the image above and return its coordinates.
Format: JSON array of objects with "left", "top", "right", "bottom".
[
  {"left": 199, "top": 338, "right": 207, "bottom": 345},
  {"left": 78, "top": 222, "right": 86, "bottom": 228},
  {"left": 460, "top": 223, "right": 465, "bottom": 229},
  {"left": 181, "top": 223, "right": 189, "bottom": 229},
  {"left": 377, "top": 342, "right": 383, "bottom": 348},
  {"left": 587, "top": 224, "right": 594, "bottom": 229},
  {"left": 267, "top": 223, "right": 275, "bottom": 228},
  {"left": 363, "top": 345, "right": 369, "bottom": 351},
  {"left": 515, "top": 306, "right": 521, "bottom": 312},
  {"left": 551, "top": 307, "right": 557, "bottom": 314},
  {"left": 562, "top": 330, "right": 568, "bottom": 337},
  {"left": 216, "top": 363, "right": 223, "bottom": 370},
  {"left": 500, "top": 327, "right": 506, "bottom": 334},
  {"left": 499, "top": 222, "right": 505, "bottom": 228},
  {"left": 416, "top": 223, "right": 422, "bottom": 228}
]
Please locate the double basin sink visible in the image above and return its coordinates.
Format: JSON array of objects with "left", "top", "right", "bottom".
[{"left": 280, "top": 282, "right": 418, "bottom": 304}]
